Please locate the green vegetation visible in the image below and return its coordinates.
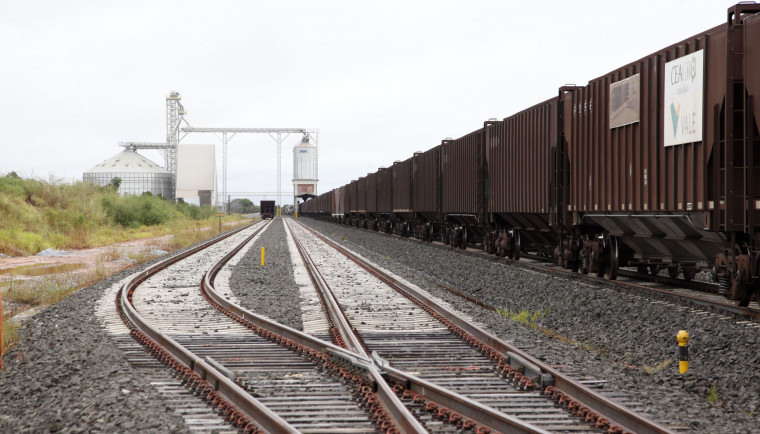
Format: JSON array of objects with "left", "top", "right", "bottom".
[
  {"left": 0, "top": 174, "right": 253, "bottom": 356},
  {"left": 496, "top": 307, "right": 576, "bottom": 344},
  {"left": 496, "top": 308, "right": 549, "bottom": 329},
  {"left": 708, "top": 384, "right": 719, "bottom": 404},
  {"left": 0, "top": 174, "right": 235, "bottom": 256},
  {"left": 643, "top": 359, "right": 673, "bottom": 374},
  {"left": 229, "top": 198, "right": 259, "bottom": 214},
  {"left": 2, "top": 319, "right": 20, "bottom": 354}
]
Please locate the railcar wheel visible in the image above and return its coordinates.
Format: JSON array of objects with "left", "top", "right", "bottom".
[
  {"left": 496, "top": 232, "right": 507, "bottom": 257},
  {"left": 683, "top": 267, "right": 697, "bottom": 281},
  {"left": 667, "top": 266, "right": 679, "bottom": 279},
  {"left": 731, "top": 245, "right": 753, "bottom": 307},
  {"left": 452, "top": 228, "right": 461, "bottom": 248}
]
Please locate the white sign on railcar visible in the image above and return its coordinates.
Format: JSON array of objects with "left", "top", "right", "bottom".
[
  {"left": 664, "top": 50, "right": 704, "bottom": 146},
  {"left": 609, "top": 73, "right": 640, "bottom": 129}
]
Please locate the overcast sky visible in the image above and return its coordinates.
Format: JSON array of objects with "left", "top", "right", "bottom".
[{"left": 0, "top": 0, "right": 738, "bottom": 205}]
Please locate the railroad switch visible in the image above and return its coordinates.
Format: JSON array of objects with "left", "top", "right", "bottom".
[{"left": 677, "top": 330, "right": 690, "bottom": 374}]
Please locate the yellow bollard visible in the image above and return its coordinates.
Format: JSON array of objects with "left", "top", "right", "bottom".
[
  {"left": 261, "top": 247, "right": 265, "bottom": 266},
  {"left": 677, "top": 330, "right": 690, "bottom": 374}
]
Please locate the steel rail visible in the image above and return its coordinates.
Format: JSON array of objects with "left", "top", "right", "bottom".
[
  {"left": 341, "top": 221, "right": 760, "bottom": 321},
  {"left": 292, "top": 218, "right": 674, "bottom": 434},
  {"left": 287, "top": 222, "right": 368, "bottom": 356},
  {"left": 117, "top": 221, "right": 302, "bottom": 433},
  {"left": 519, "top": 253, "right": 760, "bottom": 319},
  {"left": 282, "top": 220, "right": 427, "bottom": 434},
  {"left": 615, "top": 269, "right": 760, "bottom": 319},
  {"left": 372, "top": 353, "right": 551, "bottom": 434},
  {"left": 287, "top": 219, "right": 556, "bottom": 434}
]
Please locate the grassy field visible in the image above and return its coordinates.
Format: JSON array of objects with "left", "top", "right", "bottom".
[
  {"left": 0, "top": 173, "right": 251, "bottom": 355},
  {"left": 0, "top": 173, "right": 243, "bottom": 256}
]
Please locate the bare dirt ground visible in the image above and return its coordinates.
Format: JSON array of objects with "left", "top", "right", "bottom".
[
  {"left": 0, "top": 236, "right": 172, "bottom": 320},
  {"left": 0, "top": 219, "right": 251, "bottom": 320},
  {"left": 0, "top": 236, "right": 170, "bottom": 275}
]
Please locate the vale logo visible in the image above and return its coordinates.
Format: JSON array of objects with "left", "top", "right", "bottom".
[{"left": 670, "top": 103, "right": 680, "bottom": 138}]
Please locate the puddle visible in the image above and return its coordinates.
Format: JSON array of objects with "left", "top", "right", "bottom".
[{"left": 0, "top": 263, "right": 86, "bottom": 277}]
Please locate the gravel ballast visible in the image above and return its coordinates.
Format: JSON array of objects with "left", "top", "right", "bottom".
[
  {"left": 228, "top": 219, "right": 303, "bottom": 331},
  {"left": 0, "top": 260, "right": 188, "bottom": 432},
  {"left": 298, "top": 218, "right": 760, "bottom": 433},
  {"left": 3, "top": 217, "right": 759, "bottom": 432}
]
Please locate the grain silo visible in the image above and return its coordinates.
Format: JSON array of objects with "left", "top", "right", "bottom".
[
  {"left": 83, "top": 147, "right": 173, "bottom": 198},
  {"left": 292, "top": 135, "right": 318, "bottom": 208},
  {"left": 175, "top": 144, "right": 216, "bottom": 207}
]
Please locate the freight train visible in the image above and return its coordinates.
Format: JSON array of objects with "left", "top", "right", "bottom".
[
  {"left": 260, "top": 200, "right": 276, "bottom": 219},
  {"left": 301, "top": 3, "right": 760, "bottom": 306}
]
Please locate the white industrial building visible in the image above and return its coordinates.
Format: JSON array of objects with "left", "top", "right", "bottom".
[
  {"left": 83, "top": 148, "right": 172, "bottom": 198},
  {"left": 292, "top": 135, "right": 318, "bottom": 208},
  {"left": 175, "top": 144, "right": 216, "bottom": 206}
]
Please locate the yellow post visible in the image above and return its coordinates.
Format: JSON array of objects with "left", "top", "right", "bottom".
[
  {"left": 295, "top": 211, "right": 298, "bottom": 218},
  {"left": 261, "top": 247, "right": 265, "bottom": 266},
  {"left": 677, "top": 330, "right": 690, "bottom": 374}
]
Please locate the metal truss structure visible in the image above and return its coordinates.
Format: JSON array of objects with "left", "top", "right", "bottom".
[
  {"left": 181, "top": 127, "right": 319, "bottom": 212},
  {"left": 119, "top": 92, "right": 318, "bottom": 211}
]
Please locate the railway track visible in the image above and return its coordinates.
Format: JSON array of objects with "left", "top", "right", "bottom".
[
  {"left": 100, "top": 215, "right": 695, "bottom": 432},
  {"left": 509, "top": 256, "right": 760, "bottom": 321},
  {"left": 113, "top": 220, "right": 421, "bottom": 433},
  {"left": 334, "top": 222, "right": 760, "bottom": 321},
  {"left": 286, "top": 218, "right": 673, "bottom": 433}
]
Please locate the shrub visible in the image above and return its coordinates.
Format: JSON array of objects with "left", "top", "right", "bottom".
[{"left": 175, "top": 201, "right": 216, "bottom": 220}]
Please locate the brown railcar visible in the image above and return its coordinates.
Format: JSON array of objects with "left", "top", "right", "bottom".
[
  {"left": 563, "top": 3, "right": 760, "bottom": 302},
  {"left": 377, "top": 167, "right": 392, "bottom": 214},
  {"left": 441, "top": 131, "right": 486, "bottom": 248},
  {"left": 375, "top": 167, "right": 393, "bottom": 233},
  {"left": 392, "top": 158, "right": 414, "bottom": 235},
  {"left": 300, "top": 3, "right": 760, "bottom": 304},
  {"left": 317, "top": 190, "right": 333, "bottom": 218},
  {"left": 486, "top": 97, "right": 564, "bottom": 258},
  {"left": 356, "top": 176, "right": 368, "bottom": 215},
  {"left": 347, "top": 179, "right": 360, "bottom": 226},
  {"left": 366, "top": 172, "right": 378, "bottom": 226},
  {"left": 260, "top": 200, "right": 276, "bottom": 219},
  {"left": 299, "top": 197, "right": 312, "bottom": 216},
  {"left": 412, "top": 145, "right": 442, "bottom": 241}
]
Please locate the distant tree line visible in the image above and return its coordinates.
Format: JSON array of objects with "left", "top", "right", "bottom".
[{"left": 229, "top": 198, "right": 259, "bottom": 214}]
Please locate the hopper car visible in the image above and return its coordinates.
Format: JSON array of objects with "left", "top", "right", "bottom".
[
  {"left": 260, "top": 200, "right": 276, "bottom": 219},
  {"left": 301, "top": 3, "right": 760, "bottom": 305}
]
